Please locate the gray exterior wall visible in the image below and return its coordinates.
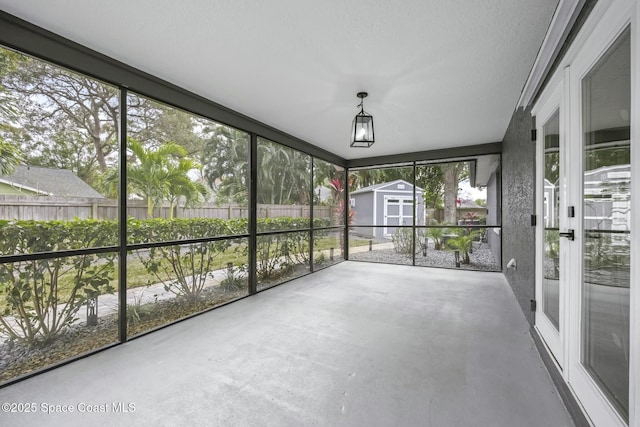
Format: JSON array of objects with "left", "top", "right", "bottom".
[
  {"left": 486, "top": 168, "right": 501, "bottom": 226},
  {"left": 502, "top": 106, "right": 536, "bottom": 326},
  {"left": 351, "top": 181, "right": 424, "bottom": 239},
  {"left": 374, "top": 192, "right": 386, "bottom": 239},
  {"left": 486, "top": 169, "right": 502, "bottom": 264},
  {"left": 351, "top": 192, "right": 374, "bottom": 237}
]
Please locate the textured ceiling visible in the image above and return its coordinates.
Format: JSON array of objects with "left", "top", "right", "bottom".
[{"left": 0, "top": 0, "right": 559, "bottom": 160}]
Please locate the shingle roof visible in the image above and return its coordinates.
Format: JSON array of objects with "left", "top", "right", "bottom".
[
  {"left": 0, "top": 165, "right": 105, "bottom": 198},
  {"left": 458, "top": 198, "right": 483, "bottom": 209}
]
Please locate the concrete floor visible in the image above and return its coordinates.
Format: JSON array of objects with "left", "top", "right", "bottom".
[{"left": 0, "top": 262, "right": 574, "bottom": 427}]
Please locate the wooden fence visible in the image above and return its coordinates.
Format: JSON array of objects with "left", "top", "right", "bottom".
[{"left": 0, "top": 195, "right": 332, "bottom": 221}]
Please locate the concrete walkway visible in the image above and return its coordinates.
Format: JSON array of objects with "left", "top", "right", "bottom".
[{"left": 0, "top": 262, "right": 573, "bottom": 426}]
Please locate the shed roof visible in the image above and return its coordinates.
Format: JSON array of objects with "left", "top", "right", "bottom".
[
  {"left": 350, "top": 179, "right": 423, "bottom": 195},
  {"left": 0, "top": 165, "right": 105, "bottom": 198}
]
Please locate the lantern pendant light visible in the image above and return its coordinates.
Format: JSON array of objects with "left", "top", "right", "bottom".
[{"left": 351, "top": 92, "right": 374, "bottom": 147}]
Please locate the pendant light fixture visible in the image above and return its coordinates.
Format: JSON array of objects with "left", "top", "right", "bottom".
[{"left": 351, "top": 92, "right": 374, "bottom": 147}]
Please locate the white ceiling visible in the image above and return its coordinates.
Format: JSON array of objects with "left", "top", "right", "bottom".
[{"left": 0, "top": 0, "right": 559, "bottom": 160}]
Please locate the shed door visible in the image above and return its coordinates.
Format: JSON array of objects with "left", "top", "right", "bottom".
[{"left": 383, "top": 196, "right": 413, "bottom": 237}]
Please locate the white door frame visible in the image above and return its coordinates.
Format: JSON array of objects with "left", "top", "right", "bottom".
[
  {"left": 630, "top": 4, "right": 640, "bottom": 425},
  {"left": 533, "top": 80, "right": 567, "bottom": 368}
]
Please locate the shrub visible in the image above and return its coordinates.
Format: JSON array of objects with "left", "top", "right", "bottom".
[
  {"left": 427, "top": 219, "right": 446, "bottom": 250},
  {"left": 220, "top": 264, "right": 247, "bottom": 292},
  {"left": 392, "top": 228, "right": 413, "bottom": 255},
  {"left": 314, "top": 251, "right": 327, "bottom": 266},
  {"left": 128, "top": 217, "right": 233, "bottom": 244},
  {"left": 252, "top": 217, "right": 326, "bottom": 279},
  {"left": 254, "top": 232, "right": 311, "bottom": 280},
  {"left": 0, "top": 216, "right": 327, "bottom": 344},
  {"left": 0, "top": 220, "right": 117, "bottom": 346},
  {"left": 129, "top": 218, "right": 239, "bottom": 301},
  {"left": 446, "top": 229, "right": 479, "bottom": 264}
]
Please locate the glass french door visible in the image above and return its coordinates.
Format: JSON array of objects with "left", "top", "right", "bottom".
[
  {"left": 533, "top": 1, "right": 639, "bottom": 424},
  {"left": 566, "top": 15, "right": 634, "bottom": 425},
  {"left": 535, "top": 82, "right": 566, "bottom": 365},
  {"left": 576, "top": 27, "right": 631, "bottom": 423}
]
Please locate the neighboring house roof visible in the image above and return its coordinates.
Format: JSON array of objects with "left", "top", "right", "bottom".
[
  {"left": 584, "top": 163, "right": 630, "bottom": 179},
  {"left": 458, "top": 198, "right": 484, "bottom": 209},
  {"left": 351, "top": 179, "right": 423, "bottom": 195},
  {"left": 0, "top": 165, "right": 105, "bottom": 198}
]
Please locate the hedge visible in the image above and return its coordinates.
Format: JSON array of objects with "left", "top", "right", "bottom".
[{"left": 0, "top": 216, "right": 333, "bottom": 346}]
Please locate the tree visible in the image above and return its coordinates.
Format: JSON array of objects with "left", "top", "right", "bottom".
[
  {"left": 0, "top": 50, "right": 24, "bottom": 176},
  {"left": 256, "top": 141, "right": 310, "bottom": 205},
  {"left": 442, "top": 162, "right": 467, "bottom": 225},
  {"left": 165, "top": 158, "right": 208, "bottom": 219},
  {"left": 0, "top": 139, "right": 22, "bottom": 175},
  {"left": 21, "top": 125, "right": 101, "bottom": 186},
  {"left": 0, "top": 48, "right": 23, "bottom": 128},
  {"left": 202, "top": 126, "right": 249, "bottom": 204},
  {"left": 348, "top": 168, "right": 382, "bottom": 191},
  {"left": 127, "top": 94, "right": 206, "bottom": 155},
  {"left": 0, "top": 49, "right": 202, "bottom": 192},
  {"left": 416, "top": 165, "right": 444, "bottom": 209},
  {"left": 0, "top": 52, "right": 119, "bottom": 173},
  {"left": 126, "top": 139, "right": 205, "bottom": 218}
]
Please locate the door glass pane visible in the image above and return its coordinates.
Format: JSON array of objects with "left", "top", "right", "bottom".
[
  {"left": 582, "top": 29, "right": 630, "bottom": 418},
  {"left": 543, "top": 110, "right": 560, "bottom": 330}
]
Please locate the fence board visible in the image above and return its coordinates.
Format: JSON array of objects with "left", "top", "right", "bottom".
[{"left": 0, "top": 196, "right": 331, "bottom": 222}]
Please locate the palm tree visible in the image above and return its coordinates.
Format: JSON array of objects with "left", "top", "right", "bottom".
[
  {"left": 0, "top": 139, "right": 22, "bottom": 176},
  {"left": 202, "top": 126, "right": 249, "bottom": 204},
  {"left": 127, "top": 138, "right": 205, "bottom": 218},
  {"left": 165, "top": 158, "right": 208, "bottom": 219},
  {"left": 447, "top": 230, "right": 479, "bottom": 264},
  {"left": 257, "top": 141, "right": 310, "bottom": 205},
  {"left": 348, "top": 168, "right": 383, "bottom": 191}
]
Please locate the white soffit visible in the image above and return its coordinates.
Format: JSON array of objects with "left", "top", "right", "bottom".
[
  {"left": 474, "top": 154, "right": 501, "bottom": 187},
  {"left": 0, "top": 0, "right": 559, "bottom": 160},
  {"left": 518, "top": 0, "right": 585, "bottom": 108}
]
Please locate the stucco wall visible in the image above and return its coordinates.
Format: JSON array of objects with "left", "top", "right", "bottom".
[
  {"left": 486, "top": 168, "right": 501, "bottom": 226},
  {"left": 486, "top": 169, "right": 502, "bottom": 264},
  {"left": 501, "top": 106, "right": 536, "bottom": 325}
]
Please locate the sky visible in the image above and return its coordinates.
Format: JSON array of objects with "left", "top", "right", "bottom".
[{"left": 458, "top": 178, "right": 486, "bottom": 201}]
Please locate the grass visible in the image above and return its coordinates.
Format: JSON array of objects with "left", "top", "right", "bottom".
[
  {"left": 348, "top": 238, "right": 371, "bottom": 248},
  {"left": 314, "top": 235, "right": 343, "bottom": 251}
]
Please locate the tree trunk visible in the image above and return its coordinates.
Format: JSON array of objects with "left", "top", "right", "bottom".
[
  {"left": 442, "top": 163, "right": 460, "bottom": 225},
  {"left": 147, "top": 197, "right": 154, "bottom": 218},
  {"left": 92, "top": 105, "right": 107, "bottom": 171}
]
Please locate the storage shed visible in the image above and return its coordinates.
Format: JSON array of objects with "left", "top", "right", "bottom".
[{"left": 350, "top": 179, "right": 424, "bottom": 239}]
